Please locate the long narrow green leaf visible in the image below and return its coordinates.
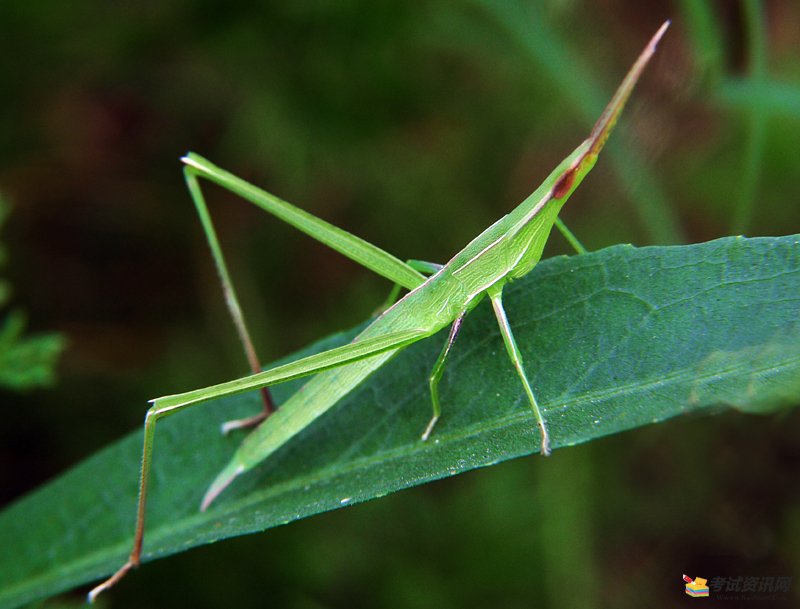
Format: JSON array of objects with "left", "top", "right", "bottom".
[{"left": 1, "top": 234, "right": 799, "bottom": 608}]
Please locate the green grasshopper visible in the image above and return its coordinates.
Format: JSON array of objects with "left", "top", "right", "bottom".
[{"left": 89, "top": 21, "right": 669, "bottom": 601}]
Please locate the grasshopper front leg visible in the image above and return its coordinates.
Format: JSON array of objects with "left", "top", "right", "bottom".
[{"left": 422, "top": 310, "right": 467, "bottom": 441}]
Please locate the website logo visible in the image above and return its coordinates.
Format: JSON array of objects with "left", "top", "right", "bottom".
[{"left": 683, "top": 574, "right": 710, "bottom": 598}]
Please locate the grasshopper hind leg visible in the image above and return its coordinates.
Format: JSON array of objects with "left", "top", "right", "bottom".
[{"left": 184, "top": 166, "right": 277, "bottom": 434}]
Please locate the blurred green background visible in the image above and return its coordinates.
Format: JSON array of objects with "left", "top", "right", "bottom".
[{"left": 2, "top": 1, "right": 800, "bottom": 607}]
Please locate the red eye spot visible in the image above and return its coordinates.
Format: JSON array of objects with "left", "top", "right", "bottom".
[{"left": 553, "top": 168, "right": 576, "bottom": 199}]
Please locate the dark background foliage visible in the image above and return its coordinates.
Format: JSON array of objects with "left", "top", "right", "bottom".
[{"left": 2, "top": 1, "right": 799, "bottom": 607}]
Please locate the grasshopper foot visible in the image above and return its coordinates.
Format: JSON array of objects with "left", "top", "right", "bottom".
[
  {"left": 221, "top": 411, "right": 269, "bottom": 435},
  {"left": 87, "top": 557, "right": 138, "bottom": 603},
  {"left": 420, "top": 415, "right": 439, "bottom": 441},
  {"left": 221, "top": 388, "right": 274, "bottom": 434},
  {"left": 539, "top": 421, "right": 551, "bottom": 457}
]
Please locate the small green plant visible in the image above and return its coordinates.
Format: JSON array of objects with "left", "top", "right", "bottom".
[{"left": 0, "top": 197, "right": 64, "bottom": 391}]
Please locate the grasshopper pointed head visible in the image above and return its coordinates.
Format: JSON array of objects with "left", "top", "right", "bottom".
[
  {"left": 549, "top": 21, "right": 670, "bottom": 206},
  {"left": 587, "top": 20, "right": 669, "bottom": 158},
  {"left": 505, "top": 22, "right": 669, "bottom": 280}
]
